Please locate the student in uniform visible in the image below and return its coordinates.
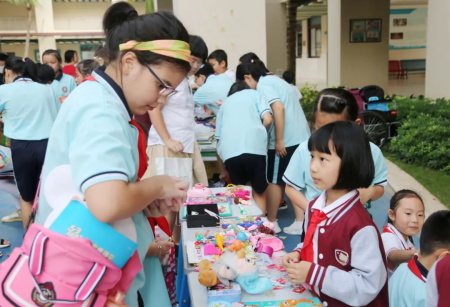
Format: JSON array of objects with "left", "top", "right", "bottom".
[
  {"left": 237, "top": 60, "right": 310, "bottom": 233},
  {"left": 75, "top": 59, "right": 99, "bottom": 85},
  {"left": 283, "top": 121, "right": 389, "bottom": 307},
  {"left": 282, "top": 70, "right": 302, "bottom": 101},
  {"left": 0, "top": 57, "right": 60, "bottom": 229},
  {"left": 143, "top": 34, "right": 209, "bottom": 243},
  {"left": 34, "top": 3, "right": 190, "bottom": 306},
  {"left": 37, "top": 63, "right": 56, "bottom": 85},
  {"left": 239, "top": 52, "right": 260, "bottom": 64},
  {"left": 62, "top": 49, "right": 79, "bottom": 78},
  {"left": 282, "top": 88, "right": 387, "bottom": 235},
  {"left": 208, "top": 49, "right": 235, "bottom": 82},
  {"left": 389, "top": 210, "right": 450, "bottom": 307},
  {"left": 193, "top": 62, "right": 232, "bottom": 115},
  {"left": 427, "top": 250, "right": 450, "bottom": 307},
  {"left": 215, "top": 81, "right": 272, "bottom": 212},
  {"left": 42, "top": 49, "right": 77, "bottom": 99},
  {"left": 0, "top": 52, "right": 8, "bottom": 85}
]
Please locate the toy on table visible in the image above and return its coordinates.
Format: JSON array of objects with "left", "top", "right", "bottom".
[
  {"left": 198, "top": 251, "right": 273, "bottom": 294},
  {"left": 216, "top": 185, "right": 253, "bottom": 206},
  {"left": 188, "top": 183, "right": 213, "bottom": 197}
]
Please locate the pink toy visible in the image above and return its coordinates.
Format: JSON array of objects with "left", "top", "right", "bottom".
[
  {"left": 204, "top": 243, "right": 222, "bottom": 255},
  {"left": 187, "top": 183, "right": 213, "bottom": 198},
  {"left": 234, "top": 190, "right": 250, "bottom": 200}
]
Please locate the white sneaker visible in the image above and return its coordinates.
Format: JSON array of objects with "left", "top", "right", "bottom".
[
  {"left": 1, "top": 209, "right": 22, "bottom": 222},
  {"left": 272, "top": 220, "right": 282, "bottom": 234},
  {"left": 283, "top": 220, "right": 304, "bottom": 235}
]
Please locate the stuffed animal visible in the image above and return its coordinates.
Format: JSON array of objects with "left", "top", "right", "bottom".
[{"left": 198, "top": 251, "right": 273, "bottom": 294}]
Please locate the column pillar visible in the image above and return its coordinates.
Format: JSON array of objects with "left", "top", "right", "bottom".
[
  {"left": 34, "top": 0, "right": 56, "bottom": 58},
  {"left": 425, "top": 1, "right": 450, "bottom": 99}
]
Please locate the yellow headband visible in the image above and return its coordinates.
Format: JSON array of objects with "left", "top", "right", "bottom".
[{"left": 119, "top": 40, "right": 191, "bottom": 63}]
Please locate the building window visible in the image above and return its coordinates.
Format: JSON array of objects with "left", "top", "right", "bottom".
[
  {"left": 296, "top": 21, "right": 302, "bottom": 58},
  {"left": 308, "top": 16, "right": 322, "bottom": 58}
]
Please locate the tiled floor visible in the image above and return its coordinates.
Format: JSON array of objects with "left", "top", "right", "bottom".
[{"left": 387, "top": 74, "right": 425, "bottom": 97}]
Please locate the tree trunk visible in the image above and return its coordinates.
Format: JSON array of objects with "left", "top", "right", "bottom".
[
  {"left": 286, "top": 0, "right": 300, "bottom": 83},
  {"left": 24, "top": 3, "right": 32, "bottom": 58}
]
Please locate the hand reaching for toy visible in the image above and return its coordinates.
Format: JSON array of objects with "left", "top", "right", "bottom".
[
  {"left": 284, "top": 261, "right": 312, "bottom": 285},
  {"left": 143, "top": 176, "right": 188, "bottom": 217},
  {"left": 165, "top": 138, "right": 184, "bottom": 153},
  {"left": 219, "top": 169, "right": 230, "bottom": 184},
  {"left": 146, "top": 239, "right": 174, "bottom": 258},
  {"left": 282, "top": 251, "right": 301, "bottom": 266}
]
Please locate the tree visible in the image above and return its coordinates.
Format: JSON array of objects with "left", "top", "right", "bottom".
[
  {"left": 7, "top": 0, "right": 38, "bottom": 58},
  {"left": 286, "top": 0, "right": 312, "bottom": 83}
]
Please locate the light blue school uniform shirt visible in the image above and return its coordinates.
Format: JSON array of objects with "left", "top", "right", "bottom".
[
  {"left": 215, "top": 89, "right": 271, "bottom": 162},
  {"left": 51, "top": 72, "right": 76, "bottom": 98},
  {"left": 389, "top": 261, "right": 427, "bottom": 307},
  {"left": 282, "top": 140, "right": 388, "bottom": 202},
  {"left": 256, "top": 75, "right": 310, "bottom": 149},
  {"left": 34, "top": 69, "right": 170, "bottom": 307},
  {"left": 193, "top": 74, "right": 232, "bottom": 115},
  {"left": 0, "top": 78, "right": 60, "bottom": 140}
]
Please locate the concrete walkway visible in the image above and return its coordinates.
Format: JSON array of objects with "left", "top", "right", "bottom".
[{"left": 386, "top": 158, "right": 447, "bottom": 216}]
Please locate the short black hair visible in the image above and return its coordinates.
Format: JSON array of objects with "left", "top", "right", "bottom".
[
  {"left": 0, "top": 52, "right": 8, "bottom": 62},
  {"left": 239, "top": 52, "right": 259, "bottom": 64},
  {"left": 282, "top": 70, "right": 295, "bottom": 84},
  {"left": 208, "top": 49, "right": 228, "bottom": 67},
  {"left": 313, "top": 88, "right": 360, "bottom": 122},
  {"left": 64, "top": 50, "right": 77, "bottom": 63},
  {"left": 189, "top": 35, "right": 208, "bottom": 63},
  {"left": 42, "top": 49, "right": 62, "bottom": 63},
  {"left": 308, "top": 121, "right": 374, "bottom": 190},
  {"left": 37, "top": 63, "right": 55, "bottom": 84},
  {"left": 76, "top": 59, "right": 99, "bottom": 76},
  {"left": 195, "top": 62, "right": 214, "bottom": 78},
  {"left": 235, "top": 60, "right": 269, "bottom": 82},
  {"left": 228, "top": 80, "right": 249, "bottom": 96},
  {"left": 420, "top": 210, "right": 450, "bottom": 256}
]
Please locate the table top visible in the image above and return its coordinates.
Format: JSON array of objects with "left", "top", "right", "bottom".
[
  {"left": 180, "top": 186, "right": 263, "bottom": 221},
  {"left": 188, "top": 272, "right": 316, "bottom": 307}
]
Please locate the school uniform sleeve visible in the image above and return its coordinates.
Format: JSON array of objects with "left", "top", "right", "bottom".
[
  {"left": 282, "top": 142, "right": 307, "bottom": 191},
  {"left": 0, "top": 86, "right": 6, "bottom": 111},
  {"left": 257, "top": 82, "right": 280, "bottom": 105},
  {"left": 68, "top": 92, "right": 137, "bottom": 193},
  {"left": 381, "top": 231, "right": 402, "bottom": 259},
  {"left": 370, "top": 142, "right": 388, "bottom": 186},
  {"left": 255, "top": 91, "right": 272, "bottom": 118},
  {"left": 306, "top": 226, "right": 387, "bottom": 306}
]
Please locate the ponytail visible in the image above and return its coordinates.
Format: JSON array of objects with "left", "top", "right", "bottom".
[{"left": 4, "top": 57, "right": 38, "bottom": 81}]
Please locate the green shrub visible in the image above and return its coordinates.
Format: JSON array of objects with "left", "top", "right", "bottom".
[
  {"left": 299, "top": 83, "right": 319, "bottom": 124},
  {"left": 390, "top": 114, "right": 450, "bottom": 174},
  {"left": 393, "top": 96, "right": 450, "bottom": 121}
]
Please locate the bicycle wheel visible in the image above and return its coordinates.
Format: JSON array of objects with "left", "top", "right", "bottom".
[{"left": 360, "top": 110, "right": 389, "bottom": 148}]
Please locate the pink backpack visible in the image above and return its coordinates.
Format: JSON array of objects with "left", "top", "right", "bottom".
[{"left": 0, "top": 223, "right": 142, "bottom": 306}]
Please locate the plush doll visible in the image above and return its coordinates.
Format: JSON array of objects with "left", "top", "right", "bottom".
[{"left": 198, "top": 250, "right": 273, "bottom": 294}]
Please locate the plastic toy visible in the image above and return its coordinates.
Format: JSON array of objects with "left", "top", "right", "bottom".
[
  {"left": 227, "top": 240, "right": 245, "bottom": 252},
  {"left": 187, "top": 183, "right": 213, "bottom": 198}
]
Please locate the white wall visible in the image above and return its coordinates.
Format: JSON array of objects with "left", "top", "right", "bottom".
[
  {"left": 265, "top": 0, "right": 287, "bottom": 73},
  {"left": 425, "top": 1, "right": 450, "bottom": 98},
  {"left": 173, "top": 0, "right": 267, "bottom": 71}
]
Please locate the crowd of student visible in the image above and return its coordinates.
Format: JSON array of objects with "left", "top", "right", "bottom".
[{"left": 0, "top": 2, "right": 448, "bottom": 307}]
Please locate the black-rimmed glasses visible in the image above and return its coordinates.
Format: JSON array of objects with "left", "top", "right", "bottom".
[{"left": 144, "top": 64, "right": 177, "bottom": 97}]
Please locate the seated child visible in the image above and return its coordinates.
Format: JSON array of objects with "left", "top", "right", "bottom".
[
  {"left": 389, "top": 210, "right": 450, "bottom": 307},
  {"left": 382, "top": 189, "right": 424, "bottom": 277},
  {"left": 193, "top": 62, "right": 232, "bottom": 115},
  {"left": 283, "top": 121, "right": 388, "bottom": 307},
  {"left": 208, "top": 49, "right": 235, "bottom": 82},
  {"left": 215, "top": 81, "right": 272, "bottom": 213}
]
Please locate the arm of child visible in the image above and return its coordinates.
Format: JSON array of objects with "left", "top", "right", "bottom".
[
  {"left": 216, "top": 150, "right": 230, "bottom": 183},
  {"left": 148, "top": 105, "right": 184, "bottom": 153},
  {"left": 270, "top": 100, "right": 286, "bottom": 157},
  {"left": 146, "top": 239, "right": 175, "bottom": 257},
  {"left": 358, "top": 144, "right": 388, "bottom": 203},
  {"left": 285, "top": 184, "right": 310, "bottom": 211},
  {"left": 386, "top": 249, "right": 419, "bottom": 270},
  {"left": 84, "top": 175, "right": 188, "bottom": 223},
  {"left": 358, "top": 185, "right": 384, "bottom": 204},
  {"left": 261, "top": 111, "right": 273, "bottom": 131},
  {"left": 304, "top": 226, "right": 387, "bottom": 306}
]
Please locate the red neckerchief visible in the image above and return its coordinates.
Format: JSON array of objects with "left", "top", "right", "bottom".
[{"left": 407, "top": 255, "right": 427, "bottom": 282}]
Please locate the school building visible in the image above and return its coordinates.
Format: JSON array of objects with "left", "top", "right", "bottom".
[{"left": 0, "top": 0, "right": 446, "bottom": 98}]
